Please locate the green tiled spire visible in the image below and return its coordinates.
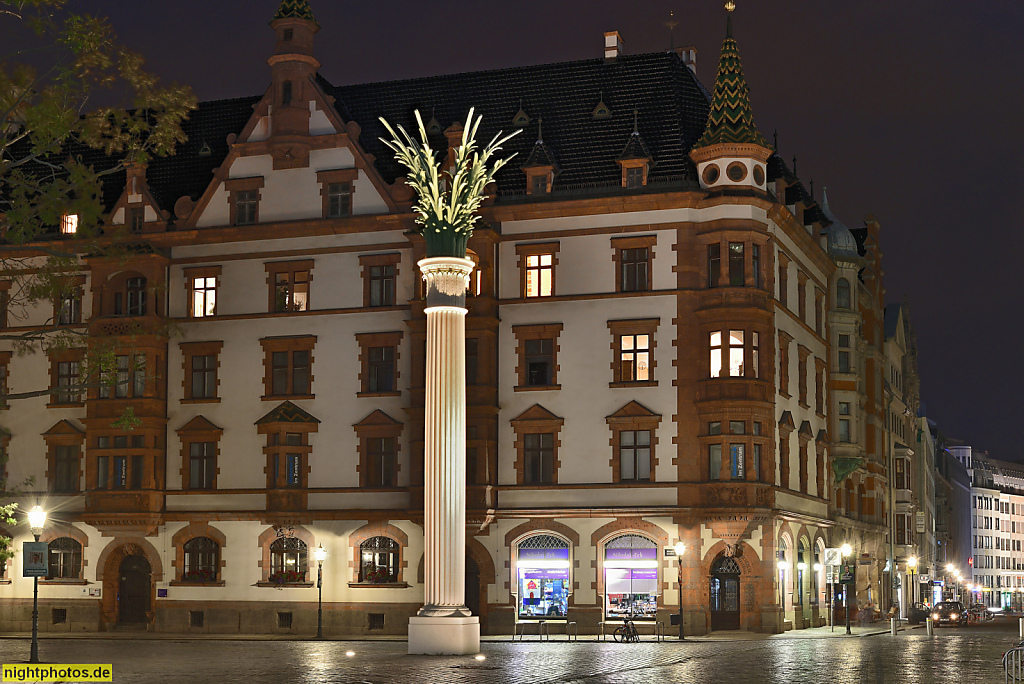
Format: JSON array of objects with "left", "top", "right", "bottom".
[
  {"left": 693, "top": 5, "right": 768, "bottom": 149},
  {"left": 274, "top": 0, "right": 318, "bottom": 24}
]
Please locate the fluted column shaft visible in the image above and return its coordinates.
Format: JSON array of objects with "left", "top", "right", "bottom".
[{"left": 418, "top": 256, "right": 474, "bottom": 617}]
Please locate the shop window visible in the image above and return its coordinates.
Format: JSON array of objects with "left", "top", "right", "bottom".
[
  {"left": 47, "top": 538, "right": 82, "bottom": 579},
  {"left": 359, "top": 253, "right": 399, "bottom": 307},
  {"left": 516, "top": 535, "right": 570, "bottom": 620},
  {"left": 265, "top": 260, "right": 312, "bottom": 313},
  {"left": 516, "top": 243, "right": 559, "bottom": 298},
  {"left": 182, "top": 537, "right": 220, "bottom": 583},
  {"left": 269, "top": 538, "right": 307, "bottom": 584},
  {"left": 359, "top": 536, "right": 399, "bottom": 583},
  {"left": 604, "top": 535, "right": 658, "bottom": 620}
]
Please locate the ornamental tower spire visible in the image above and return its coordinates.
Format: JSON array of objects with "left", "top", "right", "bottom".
[
  {"left": 267, "top": 0, "right": 320, "bottom": 158},
  {"left": 690, "top": 2, "right": 772, "bottom": 191}
]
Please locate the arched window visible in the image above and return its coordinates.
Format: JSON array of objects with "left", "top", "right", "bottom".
[
  {"left": 797, "top": 540, "right": 808, "bottom": 606},
  {"left": 604, "top": 534, "right": 658, "bottom": 620},
  {"left": 359, "top": 536, "right": 399, "bottom": 583},
  {"left": 182, "top": 537, "right": 219, "bottom": 583},
  {"left": 516, "top": 534, "right": 571, "bottom": 619},
  {"left": 836, "top": 278, "right": 851, "bottom": 310},
  {"left": 269, "top": 537, "right": 307, "bottom": 583},
  {"left": 47, "top": 537, "right": 82, "bottom": 579}
]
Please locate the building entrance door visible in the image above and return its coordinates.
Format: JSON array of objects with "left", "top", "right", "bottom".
[
  {"left": 118, "top": 555, "right": 151, "bottom": 624},
  {"left": 709, "top": 555, "right": 741, "bottom": 631}
]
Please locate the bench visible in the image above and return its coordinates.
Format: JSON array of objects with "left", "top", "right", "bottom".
[
  {"left": 597, "top": 620, "right": 665, "bottom": 642},
  {"left": 512, "top": 619, "right": 578, "bottom": 642}
]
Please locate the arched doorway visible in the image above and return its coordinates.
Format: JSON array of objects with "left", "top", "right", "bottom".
[
  {"left": 118, "top": 555, "right": 151, "bottom": 624},
  {"left": 710, "top": 555, "right": 741, "bottom": 631},
  {"left": 465, "top": 556, "right": 481, "bottom": 622}
]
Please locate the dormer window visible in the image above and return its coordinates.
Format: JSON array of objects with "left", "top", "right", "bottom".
[
  {"left": 512, "top": 109, "right": 531, "bottom": 127},
  {"left": 626, "top": 167, "right": 644, "bottom": 189},
  {"left": 60, "top": 214, "right": 78, "bottom": 235},
  {"left": 531, "top": 174, "right": 548, "bottom": 196},
  {"left": 618, "top": 160, "right": 648, "bottom": 188}
]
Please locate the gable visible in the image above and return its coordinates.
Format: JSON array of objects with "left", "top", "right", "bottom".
[
  {"left": 353, "top": 409, "right": 402, "bottom": 428},
  {"left": 511, "top": 404, "right": 564, "bottom": 424}
]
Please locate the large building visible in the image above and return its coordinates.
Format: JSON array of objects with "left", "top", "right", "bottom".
[{"left": 1, "top": 1, "right": 885, "bottom": 635}]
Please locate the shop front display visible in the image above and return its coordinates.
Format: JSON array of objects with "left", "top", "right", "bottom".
[
  {"left": 603, "top": 534, "right": 659, "bottom": 620},
  {"left": 516, "top": 535, "right": 571, "bottom": 620}
]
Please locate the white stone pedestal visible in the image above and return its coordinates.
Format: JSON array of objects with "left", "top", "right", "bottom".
[{"left": 408, "top": 616, "right": 480, "bottom": 655}]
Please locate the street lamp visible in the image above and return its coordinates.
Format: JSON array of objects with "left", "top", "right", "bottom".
[
  {"left": 27, "top": 504, "right": 47, "bottom": 664},
  {"left": 907, "top": 557, "right": 917, "bottom": 612},
  {"left": 674, "top": 541, "right": 686, "bottom": 640},
  {"left": 841, "top": 543, "right": 853, "bottom": 635},
  {"left": 314, "top": 544, "right": 327, "bottom": 639}
]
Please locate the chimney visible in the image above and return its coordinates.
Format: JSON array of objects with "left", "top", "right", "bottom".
[
  {"left": 674, "top": 46, "right": 697, "bottom": 75},
  {"left": 604, "top": 31, "right": 624, "bottom": 61}
]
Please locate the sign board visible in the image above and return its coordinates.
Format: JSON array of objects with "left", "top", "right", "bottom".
[
  {"left": 919, "top": 574, "right": 930, "bottom": 584},
  {"left": 916, "top": 511, "right": 926, "bottom": 534},
  {"left": 664, "top": 548, "right": 676, "bottom": 558},
  {"left": 23, "top": 541, "right": 47, "bottom": 578},
  {"left": 824, "top": 548, "right": 842, "bottom": 566},
  {"left": 840, "top": 562, "right": 855, "bottom": 584}
]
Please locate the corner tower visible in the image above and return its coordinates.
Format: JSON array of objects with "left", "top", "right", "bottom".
[
  {"left": 689, "top": 2, "right": 771, "bottom": 191},
  {"left": 268, "top": 0, "right": 320, "bottom": 158}
]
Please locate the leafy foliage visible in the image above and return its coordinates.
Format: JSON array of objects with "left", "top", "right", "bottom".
[{"left": 379, "top": 108, "right": 519, "bottom": 257}]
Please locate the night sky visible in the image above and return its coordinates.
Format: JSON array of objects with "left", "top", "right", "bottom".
[{"left": 73, "top": 0, "right": 1024, "bottom": 458}]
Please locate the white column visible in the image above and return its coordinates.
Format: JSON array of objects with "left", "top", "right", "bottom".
[{"left": 409, "top": 256, "right": 479, "bottom": 654}]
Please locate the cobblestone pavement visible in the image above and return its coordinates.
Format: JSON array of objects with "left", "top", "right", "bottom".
[{"left": 0, "top": 622, "right": 1016, "bottom": 683}]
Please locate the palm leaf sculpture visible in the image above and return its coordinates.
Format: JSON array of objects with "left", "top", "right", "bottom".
[{"left": 380, "top": 108, "right": 520, "bottom": 258}]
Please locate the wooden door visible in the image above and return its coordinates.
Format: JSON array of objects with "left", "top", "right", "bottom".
[{"left": 118, "top": 555, "right": 151, "bottom": 623}]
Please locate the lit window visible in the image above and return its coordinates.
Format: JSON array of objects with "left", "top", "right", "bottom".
[
  {"left": 525, "top": 254, "right": 553, "bottom": 297},
  {"left": 360, "top": 536, "right": 399, "bottom": 583},
  {"left": 274, "top": 270, "right": 309, "bottom": 312},
  {"left": 710, "top": 332, "right": 722, "bottom": 378},
  {"left": 191, "top": 276, "right": 217, "bottom": 318},
  {"left": 728, "top": 330, "right": 744, "bottom": 377},
  {"left": 269, "top": 538, "right": 307, "bottom": 583},
  {"left": 619, "top": 334, "right": 650, "bottom": 382},
  {"left": 60, "top": 214, "right": 78, "bottom": 235}
]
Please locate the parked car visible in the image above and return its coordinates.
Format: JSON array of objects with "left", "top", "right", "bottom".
[
  {"left": 908, "top": 602, "right": 930, "bottom": 624},
  {"left": 931, "top": 601, "right": 966, "bottom": 627}
]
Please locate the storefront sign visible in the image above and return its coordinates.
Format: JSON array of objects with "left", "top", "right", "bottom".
[
  {"left": 605, "top": 547, "right": 657, "bottom": 560},
  {"left": 522, "top": 569, "right": 569, "bottom": 580},
  {"left": 23, "top": 541, "right": 47, "bottom": 578},
  {"left": 518, "top": 547, "right": 569, "bottom": 561}
]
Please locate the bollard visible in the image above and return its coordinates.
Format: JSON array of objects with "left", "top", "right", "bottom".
[
  {"left": 1019, "top": 616, "right": 1023, "bottom": 640},
  {"left": 926, "top": 618, "right": 934, "bottom": 636},
  {"left": 890, "top": 617, "right": 897, "bottom": 635}
]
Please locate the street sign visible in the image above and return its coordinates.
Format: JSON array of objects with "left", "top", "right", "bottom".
[
  {"left": 23, "top": 541, "right": 47, "bottom": 577},
  {"left": 824, "top": 548, "right": 842, "bottom": 566},
  {"left": 664, "top": 548, "right": 676, "bottom": 558},
  {"left": 919, "top": 574, "right": 930, "bottom": 584}
]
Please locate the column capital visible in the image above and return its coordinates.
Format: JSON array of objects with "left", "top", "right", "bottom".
[{"left": 419, "top": 256, "right": 474, "bottom": 308}]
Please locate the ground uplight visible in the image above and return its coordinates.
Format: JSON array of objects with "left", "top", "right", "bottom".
[
  {"left": 346, "top": 651, "right": 355, "bottom": 657},
  {"left": 475, "top": 655, "right": 486, "bottom": 661}
]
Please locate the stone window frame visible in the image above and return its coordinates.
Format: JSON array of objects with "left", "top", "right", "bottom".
[
  {"left": 777, "top": 252, "right": 790, "bottom": 308},
  {"left": 607, "top": 318, "right": 659, "bottom": 387},
  {"left": 183, "top": 265, "right": 221, "bottom": 319},
  {"left": 224, "top": 176, "right": 264, "bottom": 226},
  {"left": 359, "top": 253, "right": 401, "bottom": 308},
  {"left": 176, "top": 416, "right": 223, "bottom": 491},
  {"left": 814, "top": 358, "right": 827, "bottom": 417},
  {"left": 515, "top": 242, "right": 559, "bottom": 299},
  {"left": 52, "top": 275, "right": 85, "bottom": 326},
  {"left": 512, "top": 323, "right": 562, "bottom": 391},
  {"left": 814, "top": 287, "right": 825, "bottom": 336},
  {"left": 778, "top": 331, "right": 793, "bottom": 398},
  {"left": 38, "top": 526, "right": 88, "bottom": 584},
  {"left": 356, "top": 331, "right": 402, "bottom": 397},
  {"left": 610, "top": 235, "right": 656, "bottom": 293},
  {"left": 43, "top": 421, "right": 85, "bottom": 494},
  {"left": 258, "top": 419, "right": 317, "bottom": 490},
  {"left": 170, "top": 522, "right": 227, "bottom": 586},
  {"left": 617, "top": 158, "right": 649, "bottom": 188},
  {"left": 510, "top": 405, "right": 564, "bottom": 486},
  {"left": 259, "top": 335, "right": 316, "bottom": 400},
  {"left": 606, "top": 402, "right": 661, "bottom": 484},
  {"left": 348, "top": 522, "right": 410, "bottom": 588},
  {"left": 353, "top": 410, "right": 403, "bottom": 489},
  {"left": 524, "top": 166, "right": 554, "bottom": 196},
  {"left": 796, "top": 271, "right": 808, "bottom": 323},
  {"left": 264, "top": 259, "right": 313, "bottom": 313},
  {"left": 798, "top": 422, "right": 813, "bottom": 494},
  {"left": 179, "top": 341, "right": 223, "bottom": 404},
  {"left": 317, "top": 168, "right": 358, "bottom": 219},
  {"left": 778, "top": 413, "right": 795, "bottom": 489},
  {"left": 797, "top": 345, "right": 811, "bottom": 408},
  {"left": 255, "top": 525, "right": 315, "bottom": 587},
  {"left": 47, "top": 347, "right": 85, "bottom": 408}
]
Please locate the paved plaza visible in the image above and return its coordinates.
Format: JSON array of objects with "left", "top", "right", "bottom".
[{"left": 0, "top": 622, "right": 1017, "bottom": 683}]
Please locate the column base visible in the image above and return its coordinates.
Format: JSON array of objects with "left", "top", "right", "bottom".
[{"left": 408, "top": 616, "right": 480, "bottom": 655}]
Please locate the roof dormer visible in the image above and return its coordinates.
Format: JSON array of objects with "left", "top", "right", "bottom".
[
  {"left": 616, "top": 109, "right": 652, "bottom": 189},
  {"left": 521, "top": 117, "right": 557, "bottom": 195}
]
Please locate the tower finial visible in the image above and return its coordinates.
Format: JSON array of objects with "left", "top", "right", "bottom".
[
  {"left": 725, "top": 1, "right": 736, "bottom": 38},
  {"left": 632, "top": 108, "right": 639, "bottom": 135},
  {"left": 537, "top": 115, "right": 543, "bottom": 144},
  {"left": 665, "top": 10, "right": 678, "bottom": 50}
]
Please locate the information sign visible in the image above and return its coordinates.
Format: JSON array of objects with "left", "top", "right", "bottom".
[{"left": 23, "top": 541, "right": 47, "bottom": 578}]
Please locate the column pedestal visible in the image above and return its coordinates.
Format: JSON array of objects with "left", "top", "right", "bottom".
[
  {"left": 408, "top": 616, "right": 480, "bottom": 655},
  {"left": 409, "top": 256, "right": 480, "bottom": 655}
]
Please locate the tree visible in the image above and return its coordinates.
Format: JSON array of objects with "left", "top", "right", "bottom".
[{"left": 0, "top": 0, "right": 195, "bottom": 564}]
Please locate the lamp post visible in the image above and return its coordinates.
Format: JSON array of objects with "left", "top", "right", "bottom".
[
  {"left": 907, "top": 556, "right": 917, "bottom": 615},
  {"left": 841, "top": 543, "right": 852, "bottom": 635},
  {"left": 674, "top": 542, "right": 686, "bottom": 640},
  {"left": 27, "top": 504, "right": 47, "bottom": 664},
  {"left": 945, "top": 563, "right": 954, "bottom": 601},
  {"left": 314, "top": 544, "right": 327, "bottom": 639}
]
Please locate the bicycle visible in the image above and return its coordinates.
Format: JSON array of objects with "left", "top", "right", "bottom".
[{"left": 612, "top": 617, "right": 640, "bottom": 643}]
